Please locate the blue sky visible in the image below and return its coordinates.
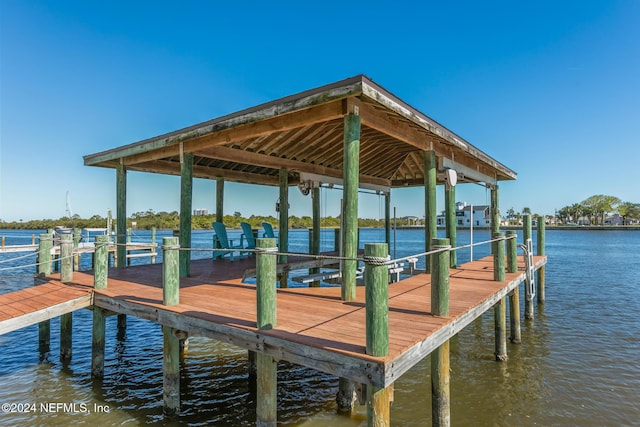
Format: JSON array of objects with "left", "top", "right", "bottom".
[{"left": 1, "top": 1, "right": 638, "bottom": 222}]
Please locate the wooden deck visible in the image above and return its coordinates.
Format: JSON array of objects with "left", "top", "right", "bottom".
[
  {"left": 28, "top": 253, "right": 546, "bottom": 388},
  {"left": 0, "top": 281, "right": 92, "bottom": 335}
]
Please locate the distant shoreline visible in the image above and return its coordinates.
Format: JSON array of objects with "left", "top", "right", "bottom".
[{"left": 393, "top": 225, "right": 640, "bottom": 231}]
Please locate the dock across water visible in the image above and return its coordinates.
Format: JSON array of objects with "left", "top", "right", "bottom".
[{"left": 0, "top": 231, "right": 546, "bottom": 425}]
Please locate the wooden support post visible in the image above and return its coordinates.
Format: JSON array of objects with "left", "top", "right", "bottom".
[
  {"left": 163, "top": 237, "right": 180, "bottom": 306},
  {"left": 444, "top": 185, "right": 457, "bottom": 267},
  {"left": 91, "top": 307, "right": 106, "bottom": 378},
  {"left": 311, "top": 187, "right": 321, "bottom": 287},
  {"left": 493, "top": 232, "right": 508, "bottom": 361},
  {"left": 60, "top": 234, "right": 74, "bottom": 362},
  {"left": 180, "top": 152, "right": 193, "bottom": 278},
  {"left": 161, "top": 236, "right": 181, "bottom": 415},
  {"left": 37, "top": 233, "right": 53, "bottom": 355},
  {"left": 384, "top": 192, "right": 391, "bottom": 247},
  {"left": 537, "top": 216, "right": 546, "bottom": 303},
  {"left": 73, "top": 228, "right": 81, "bottom": 271},
  {"left": 342, "top": 113, "right": 360, "bottom": 302},
  {"left": 116, "top": 163, "right": 127, "bottom": 268},
  {"left": 256, "top": 238, "right": 277, "bottom": 426},
  {"left": 248, "top": 350, "right": 257, "bottom": 394},
  {"left": 94, "top": 235, "right": 109, "bottom": 290},
  {"left": 278, "top": 168, "right": 289, "bottom": 265},
  {"left": 37, "top": 233, "right": 53, "bottom": 276},
  {"left": 506, "top": 231, "right": 521, "bottom": 344},
  {"left": 162, "top": 325, "right": 180, "bottom": 416},
  {"left": 151, "top": 227, "right": 157, "bottom": 264},
  {"left": 257, "top": 238, "right": 277, "bottom": 329},
  {"left": 216, "top": 177, "right": 224, "bottom": 222},
  {"left": 523, "top": 214, "right": 534, "bottom": 320},
  {"left": 364, "top": 243, "right": 391, "bottom": 427},
  {"left": 126, "top": 228, "right": 132, "bottom": 266},
  {"left": 365, "top": 243, "right": 389, "bottom": 355},
  {"left": 430, "top": 238, "right": 450, "bottom": 427},
  {"left": 60, "top": 312, "right": 73, "bottom": 363},
  {"left": 60, "top": 233, "right": 73, "bottom": 283},
  {"left": 336, "top": 113, "right": 360, "bottom": 415},
  {"left": 92, "top": 235, "right": 109, "bottom": 378},
  {"left": 491, "top": 186, "right": 500, "bottom": 236},
  {"left": 424, "top": 151, "right": 437, "bottom": 273}
]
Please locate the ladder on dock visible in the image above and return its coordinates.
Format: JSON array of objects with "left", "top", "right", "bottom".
[{"left": 519, "top": 238, "right": 536, "bottom": 301}]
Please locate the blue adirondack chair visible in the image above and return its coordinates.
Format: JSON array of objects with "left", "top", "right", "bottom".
[
  {"left": 262, "top": 222, "right": 277, "bottom": 239},
  {"left": 240, "top": 222, "right": 256, "bottom": 250},
  {"left": 212, "top": 222, "right": 246, "bottom": 261}
]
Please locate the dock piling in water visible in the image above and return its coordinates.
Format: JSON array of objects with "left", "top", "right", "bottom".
[
  {"left": 37, "top": 233, "right": 53, "bottom": 355},
  {"left": 506, "top": 231, "right": 521, "bottom": 344},
  {"left": 364, "top": 243, "right": 391, "bottom": 426},
  {"left": 493, "top": 232, "right": 508, "bottom": 361},
  {"left": 256, "top": 238, "right": 278, "bottom": 427},
  {"left": 92, "top": 235, "right": 109, "bottom": 378},
  {"left": 59, "top": 234, "right": 74, "bottom": 363},
  {"left": 431, "top": 238, "right": 451, "bottom": 427},
  {"left": 162, "top": 237, "right": 181, "bottom": 416},
  {"left": 537, "top": 216, "right": 546, "bottom": 303}
]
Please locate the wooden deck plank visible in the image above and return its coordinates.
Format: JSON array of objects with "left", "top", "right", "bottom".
[{"left": 0, "top": 282, "right": 92, "bottom": 335}]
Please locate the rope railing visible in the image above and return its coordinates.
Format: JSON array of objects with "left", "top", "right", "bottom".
[
  {"left": 165, "top": 234, "right": 518, "bottom": 268},
  {"left": 0, "top": 246, "right": 93, "bottom": 272},
  {"left": 0, "top": 250, "right": 40, "bottom": 264},
  {"left": 0, "top": 233, "right": 525, "bottom": 274}
]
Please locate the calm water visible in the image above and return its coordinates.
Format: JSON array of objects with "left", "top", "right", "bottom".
[{"left": 0, "top": 228, "right": 639, "bottom": 426}]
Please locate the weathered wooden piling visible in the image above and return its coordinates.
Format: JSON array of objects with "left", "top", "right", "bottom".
[
  {"left": 537, "top": 216, "right": 546, "bottom": 303},
  {"left": 116, "top": 163, "right": 127, "bottom": 268},
  {"left": 278, "top": 168, "right": 289, "bottom": 288},
  {"left": 37, "top": 233, "right": 53, "bottom": 354},
  {"left": 506, "top": 231, "right": 521, "bottom": 344},
  {"left": 431, "top": 238, "right": 451, "bottom": 427},
  {"left": 342, "top": 113, "right": 360, "bottom": 301},
  {"left": 423, "top": 150, "right": 437, "bottom": 273},
  {"left": 337, "top": 113, "right": 361, "bottom": 414},
  {"left": 59, "top": 233, "right": 73, "bottom": 362},
  {"left": 523, "top": 215, "right": 534, "bottom": 320},
  {"left": 180, "top": 151, "right": 193, "bottom": 278},
  {"left": 365, "top": 243, "right": 391, "bottom": 426},
  {"left": 493, "top": 232, "right": 508, "bottom": 361},
  {"left": 73, "top": 228, "right": 81, "bottom": 271},
  {"left": 162, "top": 237, "right": 180, "bottom": 415},
  {"left": 444, "top": 186, "right": 457, "bottom": 267},
  {"left": 92, "top": 235, "right": 109, "bottom": 378},
  {"left": 151, "top": 227, "right": 157, "bottom": 264},
  {"left": 491, "top": 186, "right": 500, "bottom": 236},
  {"left": 60, "top": 233, "right": 73, "bottom": 283},
  {"left": 256, "top": 238, "right": 278, "bottom": 427},
  {"left": 310, "top": 186, "right": 321, "bottom": 287},
  {"left": 384, "top": 192, "right": 391, "bottom": 247},
  {"left": 216, "top": 177, "right": 224, "bottom": 222}
]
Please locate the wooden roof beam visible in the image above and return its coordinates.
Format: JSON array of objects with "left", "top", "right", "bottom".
[
  {"left": 195, "top": 146, "right": 391, "bottom": 188},
  {"left": 129, "top": 160, "right": 279, "bottom": 186}
]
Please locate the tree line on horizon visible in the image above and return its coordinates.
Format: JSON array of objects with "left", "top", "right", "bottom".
[
  {"left": 555, "top": 195, "right": 640, "bottom": 225},
  {"left": 0, "top": 209, "right": 391, "bottom": 231}
]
